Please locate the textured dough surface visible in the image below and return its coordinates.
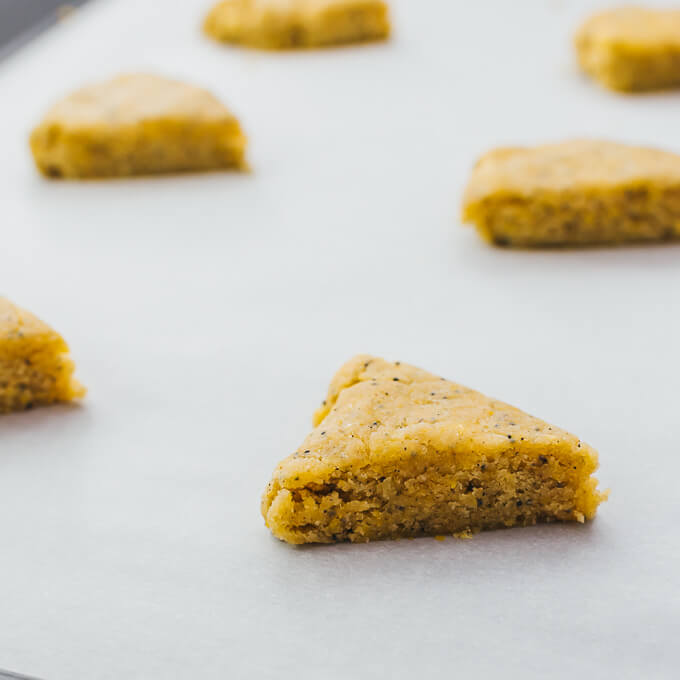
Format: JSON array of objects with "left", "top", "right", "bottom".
[
  {"left": 30, "top": 74, "right": 247, "bottom": 178},
  {"left": 462, "top": 139, "right": 680, "bottom": 247},
  {"left": 204, "top": 0, "right": 390, "bottom": 49},
  {"left": 262, "top": 355, "right": 607, "bottom": 544},
  {"left": 0, "top": 298, "right": 85, "bottom": 413},
  {"left": 575, "top": 7, "right": 680, "bottom": 92}
]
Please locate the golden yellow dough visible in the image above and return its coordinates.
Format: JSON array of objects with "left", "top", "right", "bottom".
[
  {"left": 575, "top": 7, "right": 680, "bottom": 92},
  {"left": 30, "top": 74, "right": 247, "bottom": 179},
  {"left": 0, "top": 298, "right": 85, "bottom": 413},
  {"left": 204, "top": 0, "right": 390, "bottom": 50},
  {"left": 262, "top": 355, "right": 607, "bottom": 544},
  {"left": 461, "top": 139, "right": 680, "bottom": 247}
]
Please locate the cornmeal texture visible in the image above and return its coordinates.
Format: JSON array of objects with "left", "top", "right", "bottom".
[
  {"left": 0, "top": 298, "right": 85, "bottom": 413},
  {"left": 204, "top": 0, "right": 390, "bottom": 49},
  {"left": 575, "top": 8, "right": 680, "bottom": 92},
  {"left": 461, "top": 139, "right": 680, "bottom": 247},
  {"left": 262, "top": 355, "right": 607, "bottom": 544},
  {"left": 30, "top": 74, "right": 247, "bottom": 178}
]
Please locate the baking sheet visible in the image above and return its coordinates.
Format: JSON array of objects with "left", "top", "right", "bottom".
[
  {"left": 0, "top": 0, "right": 678, "bottom": 678},
  {"left": 0, "top": 0, "right": 93, "bottom": 61}
]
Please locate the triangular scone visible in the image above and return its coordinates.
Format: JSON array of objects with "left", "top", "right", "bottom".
[
  {"left": 575, "top": 8, "right": 680, "bottom": 92},
  {"left": 262, "top": 355, "right": 607, "bottom": 544},
  {"left": 204, "top": 0, "right": 390, "bottom": 50},
  {"left": 0, "top": 298, "right": 85, "bottom": 413},
  {"left": 462, "top": 139, "right": 680, "bottom": 247},
  {"left": 30, "top": 74, "right": 247, "bottom": 179}
]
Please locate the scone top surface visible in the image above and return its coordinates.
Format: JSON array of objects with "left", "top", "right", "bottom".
[
  {"left": 0, "top": 298, "right": 64, "bottom": 352},
  {"left": 462, "top": 139, "right": 680, "bottom": 208},
  {"left": 267, "top": 355, "right": 599, "bottom": 489},
  {"left": 576, "top": 7, "right": 680, "bottom": 48},
  {"left": 35, "top": 74, "right": 239, "bottom": 130}
]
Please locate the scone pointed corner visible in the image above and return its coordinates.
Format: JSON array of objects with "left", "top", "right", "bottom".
[
  {"left": 312, "top": 354, "right": 377, "bottom": 426},
  {"left": 263, "top": 355, "right": 607, "bottom": 545},
  {"left": 202, "top": 2, "right": 223, "bottom": 40}
]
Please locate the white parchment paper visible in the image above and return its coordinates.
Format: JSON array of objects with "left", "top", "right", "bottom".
[{"left": 0, "top": 1, "right": 678, "bottom": 678}]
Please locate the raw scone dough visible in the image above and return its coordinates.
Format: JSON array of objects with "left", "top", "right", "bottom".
[
  {"left": 262, "top": 355, "right": 607, "bottom": 544},
  {"left": 461, "top": 139, "right": 680, "bottom": 247},
  {"left": 575, "top": 7, "right": 680, "bottom": 92},
  {"left": 0, "top": 298, "right": 85, "bottom": 413},
  {"left": 30, "top": 74, "right": 247, "bottom": 178},
  {"left": 204, "top": 0, "right": 390, "bottom": 49}
]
